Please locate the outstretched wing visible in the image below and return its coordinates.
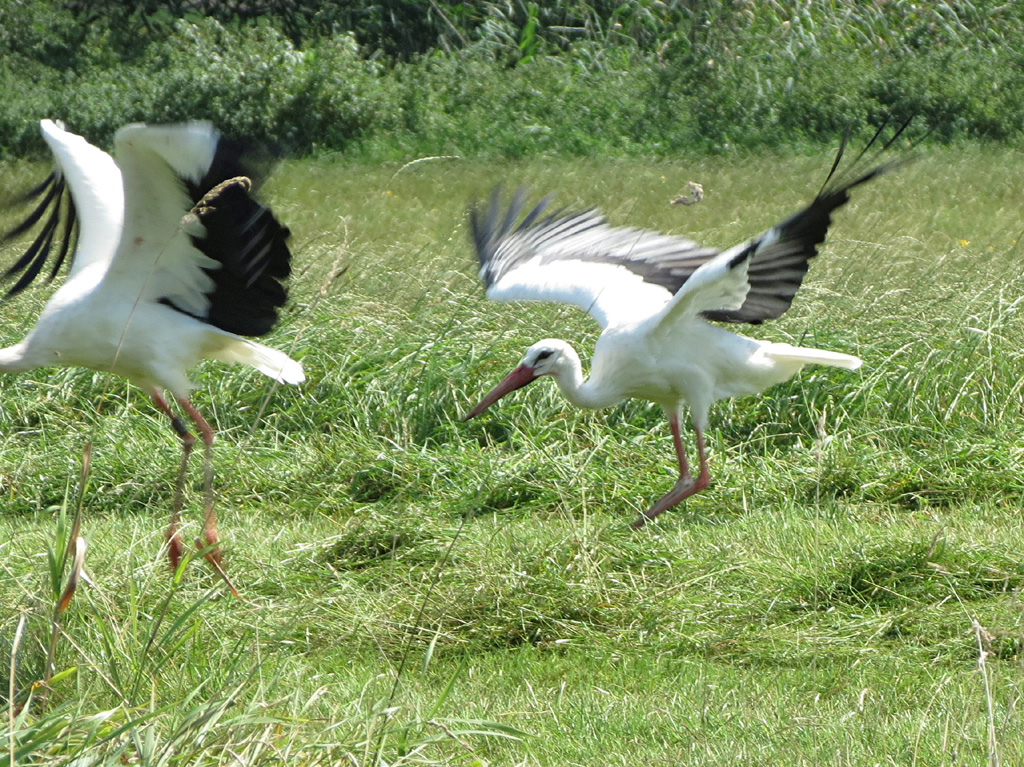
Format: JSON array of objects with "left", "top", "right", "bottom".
[
  {"left": 698, "top": 160, "right": 896, "bottom": 324},
  {"left": 472, "top": 127, "right": 904, "bottom": 330},
  {"left": 0, "top": 120, "right": 124, "bottom": 298},
  {"left": 470, "top": 186, "right": 719, "bottom": 329},
  {"left": 651, "top": 151, "right": 900, "bottom": 331},
  {"left": 662, "top": 119, "right": 912, "bottom": 324},
  {"left": 109, "top": 122, "right": 292, "bottom": 337}
]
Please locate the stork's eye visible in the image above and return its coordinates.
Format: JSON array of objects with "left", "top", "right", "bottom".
[{"left": 534, "top": 350, "right": 554, "bottom": 362}]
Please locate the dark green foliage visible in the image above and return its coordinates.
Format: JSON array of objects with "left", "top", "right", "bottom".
[
  {"left": 349, "top": 460, "right": 403, "bottom": 503},
  {"left": 323, "top": 522, "right": 420, "bottom": 569},
  {"left": 472, "top": 464, "right": 553, "bottom": 515},
  {"left": 3, "top": 2, "right": 1024, "bottom": 157}
]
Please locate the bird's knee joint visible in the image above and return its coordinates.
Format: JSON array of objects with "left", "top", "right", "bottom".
[{"left": 171, "top": 416, "right": 194, "bottom": 443}]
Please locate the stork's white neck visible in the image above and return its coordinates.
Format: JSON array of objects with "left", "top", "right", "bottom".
[{"left": 549, "top": 343, "right": 619, "bottom": 410}]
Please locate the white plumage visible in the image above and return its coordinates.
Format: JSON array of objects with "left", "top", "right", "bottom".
[
  {"left": 465, "top": 149, "right": 895, "bottom": 528},
  {"left": 0, "top": 120, "right": 304, "bottom": 590}
]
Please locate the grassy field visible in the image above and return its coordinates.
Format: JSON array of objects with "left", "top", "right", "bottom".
[{"left": 2, "top": 146, "right": 1024, "bottom": 765}]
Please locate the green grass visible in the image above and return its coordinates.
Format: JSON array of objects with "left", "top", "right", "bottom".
[{"left": 2, "top": 147, "right": 1024, "bottom": 765}]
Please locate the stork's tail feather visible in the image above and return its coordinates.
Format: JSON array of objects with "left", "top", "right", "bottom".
[
  {"left": 764, "top": 342, "right": 862, "bottom": 371},
  {"left": 216, "top": 340, "right": 305, "bottom": 384}
]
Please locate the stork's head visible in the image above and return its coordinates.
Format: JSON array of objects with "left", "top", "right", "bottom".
[{"left": 463, "top": 339, "right": 572, "bottom": 420}]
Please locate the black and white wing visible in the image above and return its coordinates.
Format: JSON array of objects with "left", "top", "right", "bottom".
[
  {"left": 472, "top": 153, "right": 896, "bottom": 330},
  {"left": 109, "top": 122, "right": 292, "bottom": 337},
  {"left": 469, "top": 186, "right": 720, "bottom": 329},
  {"left": 697, "top": 160, "right": 893, "bottom": 324},
  {"left": 661, "top": 120, "right": 911, "bottom": 324},
  {"left": 0, "top": 120, "right": 123, "bottom": 298}
]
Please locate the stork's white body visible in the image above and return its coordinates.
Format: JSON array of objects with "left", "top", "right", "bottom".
[
  {"left": 0, "top": 120, "right": 304, "bottom": 589},
  {"left": 559, "top": 319, "right": 857, "bottom": 421},
  {"left": 592, "top": 323, "right": 777, "bottom": 405},
  {"left": 466, "top": 170, "right": 880, "bottom": 527}
]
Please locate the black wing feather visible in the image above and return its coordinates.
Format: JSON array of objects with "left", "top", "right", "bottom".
[
  {"left": 162, "top": 137, "right": 293, "bottom": 337},
  {"left": 2, "top": 186, "right": 61, "bottom": 279},
  {"left": 48, "top": 192, "right": 79, "bottom": 281},
  {"left": 0, "top": 171, "right": 79, "bottom": 298}
]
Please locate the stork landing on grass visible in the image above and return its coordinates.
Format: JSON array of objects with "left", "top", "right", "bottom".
[
  {"left": 464, "top": 131, "right": 906, "bottom": 528},
  {"left": 0, "top": 120, "right": 305, "bottom": 593}
]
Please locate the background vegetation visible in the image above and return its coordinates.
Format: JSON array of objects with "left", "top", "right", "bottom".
[
  {"left": 2, "top": 1, "right": 1024, "bottom": 764},
  {"left": 2, "top": 142, "right": 1024, "bottom": 765},
  {"left": 2, "top": 0, "right": 1024, "bottom": 159}
]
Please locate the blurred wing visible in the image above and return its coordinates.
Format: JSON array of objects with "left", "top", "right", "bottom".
[
  {"left": 699, "top": 160, "right": 895, "bottom": 324},
  {"left": 470, "top": 187, "right": 719, "bottom": 329},
  {"left": 0, "top": 120, "right": 123, "bottom": 298},
  {"left": 109, "top": 122, "right": 292, "bottom": 337},
  {"left": 472, "top": 146, "right": 898, "bottom": 329},
  {"left": 652, "top": 243, "right": 754, "bottom": 331}
]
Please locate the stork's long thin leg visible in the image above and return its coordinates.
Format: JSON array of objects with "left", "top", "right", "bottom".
[
  {"left": 175, "top": 398, "right": 215, "bottom": 544},
  {"left": 630, "top": 417, "right": 710, "bottom": 529},
  {"left": 151, "top": 391, "right": 194, "bottom": 571},
  {"left": 176, "top": 397, "right": 238, "bottom": 598}
]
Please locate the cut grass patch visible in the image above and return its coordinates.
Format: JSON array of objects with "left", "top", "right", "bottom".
[{"left": 2, "top": 149, "right": 1024, "bottom": 764}]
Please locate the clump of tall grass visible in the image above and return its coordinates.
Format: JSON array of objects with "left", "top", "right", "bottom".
[{"left": 1, "top": 473, "right": 522, "bottom": 764}]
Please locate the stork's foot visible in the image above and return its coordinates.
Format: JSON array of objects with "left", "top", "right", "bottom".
[
  {"left": 630, "top": 471, "right": 709, "bottom": 529},
  {"left": 195, "top": 526, "right": 239, "bottom": 598},
  {"left": 166, "top": 521, "right": 185, "bottom": 572}
]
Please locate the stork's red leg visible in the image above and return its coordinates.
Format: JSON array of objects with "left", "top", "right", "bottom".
[
  {"left": 176, "top": 397, "right": 238, "bottom": 597},
  {"left": 175, "top": 398, "right": 215, "bottom": 545},
  {"left": 152, "top": 391, "right": 194, "bottom": 571},
  {"left": 631, "top": 417, "right": 710, "bottom": 529}
]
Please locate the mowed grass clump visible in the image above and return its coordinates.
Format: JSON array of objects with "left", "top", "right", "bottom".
[{"left": 1, "top": 149, "right": 1023, "bottom": 764}]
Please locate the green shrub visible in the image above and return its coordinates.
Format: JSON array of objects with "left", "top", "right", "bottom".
[
  {"left": 3, "top": 1, "right": 1024, "bottom": 158},
  {"left": 278, "top": 34, "right": 399, "bottom": 153}
]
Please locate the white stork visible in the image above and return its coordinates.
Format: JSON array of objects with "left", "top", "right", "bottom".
[
  {"left": 464, "top": 144, "right": 900, "bottom": 528},
  {"left": 0, "top": 120, "right": 305, "bottom": 592}
]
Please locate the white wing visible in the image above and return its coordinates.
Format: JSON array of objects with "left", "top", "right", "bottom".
[
  {"left": 470, "top": 188, "right": 720, "bottom": 329},
  {"left": 486, "top": 252, "right": 675, "bottom": 329},
  {"left": 106, "top": 122, "right": 221, "bottom": 317},
  {"left": 650, "top": 241, "right": 755, "bottom": 332},
  {"left": 39, "top": 120, "right": 124, "bottom": 276}
]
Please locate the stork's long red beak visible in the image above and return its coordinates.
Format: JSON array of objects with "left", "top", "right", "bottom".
[{"left": 463, "top": 364, "right": 539, "bottom": 420}]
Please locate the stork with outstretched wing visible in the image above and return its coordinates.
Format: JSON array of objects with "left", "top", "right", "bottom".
[
  {"left": 0, "top": 120, "right": 304, "bottom": 592},
  {"left": 465, "top": 131, "right": 906, "bottom": 528}
]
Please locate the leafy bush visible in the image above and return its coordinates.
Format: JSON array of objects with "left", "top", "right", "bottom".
[
  {"left": 277, "top": 34, "right": 400, "bottom": 153},
  {"left": 3, "top": 1, "right": 1024, "bottom": 158},
  {"left": 384, "top": 42, "right": 656, "bottom": 159}
]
